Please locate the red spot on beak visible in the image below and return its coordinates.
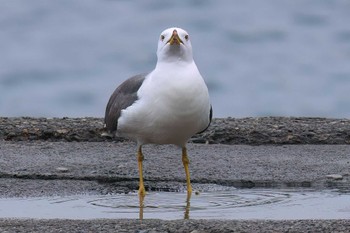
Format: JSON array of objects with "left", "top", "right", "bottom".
[{"left": 172, "top": 30, "right": 178, "bottom": 37}]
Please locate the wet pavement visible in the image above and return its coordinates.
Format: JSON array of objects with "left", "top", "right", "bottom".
[
  {"left": 0, "top": 141, "right": 350, "bottom": 232},
  {"left": 1, "top": 142, "right": 350, "bottom": 196},
  {"left": 1, "top": 117, "right": 350, "bottom": 232}
]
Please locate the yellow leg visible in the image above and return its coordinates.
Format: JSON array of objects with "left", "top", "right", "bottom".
[
  {"left": 182, "top": 147, "right": 192, "bottom": 197},
  {"left": 184, "top": 190, "right": 191, "bottom": 220},
  {"left": 137, "top": 146, "right": 146, "bottom": 198}
]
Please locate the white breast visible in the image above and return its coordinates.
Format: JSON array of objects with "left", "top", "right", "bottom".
[{"left": 117, "top": 61, "right": 210, "bottom": 147}]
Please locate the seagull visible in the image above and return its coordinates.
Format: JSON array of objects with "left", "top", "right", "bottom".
[{"left": 104, "top": 27, "right": 212, "bottom": 198}]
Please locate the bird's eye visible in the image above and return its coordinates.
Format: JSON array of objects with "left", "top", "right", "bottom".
[
  {"left": 185, "top": 35, "right": 189, "bottom": 40},
  {"left": 160, "top": 35, "right": 165, "bottom": 41}
]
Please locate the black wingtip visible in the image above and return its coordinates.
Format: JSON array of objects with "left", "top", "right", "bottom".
[{"left": 197, "top": 105, "right": 213, "bottom": 134}]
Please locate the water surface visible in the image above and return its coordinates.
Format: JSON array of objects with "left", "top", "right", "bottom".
[
  {"left": 1, "top": 1, "right": 350, "bottom": 117},
  {"left": 1, "top": 189, "right": 349, "bottom": 220}
]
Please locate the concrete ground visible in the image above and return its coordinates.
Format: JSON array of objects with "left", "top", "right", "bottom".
[{"left": 0, "top": 140, "right": 349, "bottom": 232}]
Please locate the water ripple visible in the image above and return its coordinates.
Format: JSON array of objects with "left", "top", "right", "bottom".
[{"left": 0, "top": 189, "right": 349, "bottom": 220}]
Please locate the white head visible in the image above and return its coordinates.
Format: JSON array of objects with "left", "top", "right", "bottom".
[{"left": 156, "top": 27, "right": 194, "bottom": 63}]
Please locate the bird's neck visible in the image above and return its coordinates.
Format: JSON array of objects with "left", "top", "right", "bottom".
[
  {"left": 157, "top": 48, "right": 193, "bottom": 63},
  {"left": 155, "top": 59, "right": 195, "bottom": 70}
]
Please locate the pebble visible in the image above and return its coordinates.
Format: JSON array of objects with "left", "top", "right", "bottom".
[
  {"left": 56, "top": 167, "right": 69, "bottom": 173},
  {"left": 326, "top": 174, "right": 343, "bottom": 180}
]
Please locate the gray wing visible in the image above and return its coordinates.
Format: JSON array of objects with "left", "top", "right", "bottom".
[{"left": 104, "top": 73, "right": 147, "bottom": 134}]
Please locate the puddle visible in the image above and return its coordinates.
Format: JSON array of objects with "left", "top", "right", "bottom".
[{"left": 0, "top": 189, "right": 349, "bottom": 220}]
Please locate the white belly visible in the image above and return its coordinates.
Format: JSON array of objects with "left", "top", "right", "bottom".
[{"left": 117, "top": 64, "right": 210, "bottom": 146}]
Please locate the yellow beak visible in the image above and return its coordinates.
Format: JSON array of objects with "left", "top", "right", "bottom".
[{"left": 167, "top": 29, "right": 183, "bottom": 45}]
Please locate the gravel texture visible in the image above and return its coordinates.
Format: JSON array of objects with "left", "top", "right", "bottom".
[
  {"left": 1, "top": 116, "right": 350, "bottom": 144},
  {"left": 1, "top": 219, "right": 350, "bottom": 233}
]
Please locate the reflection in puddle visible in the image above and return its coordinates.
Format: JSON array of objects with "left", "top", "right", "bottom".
[{"left": 0, "top": 189, "right": 349, "bottom": 220}]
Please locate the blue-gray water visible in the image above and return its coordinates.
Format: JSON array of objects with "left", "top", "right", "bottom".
[
  {"left": 1, "top": 190, "right": 349, "bottom": 220},
  {"left": 1, "top": 0, "right": 350, "bottom": 118}
]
